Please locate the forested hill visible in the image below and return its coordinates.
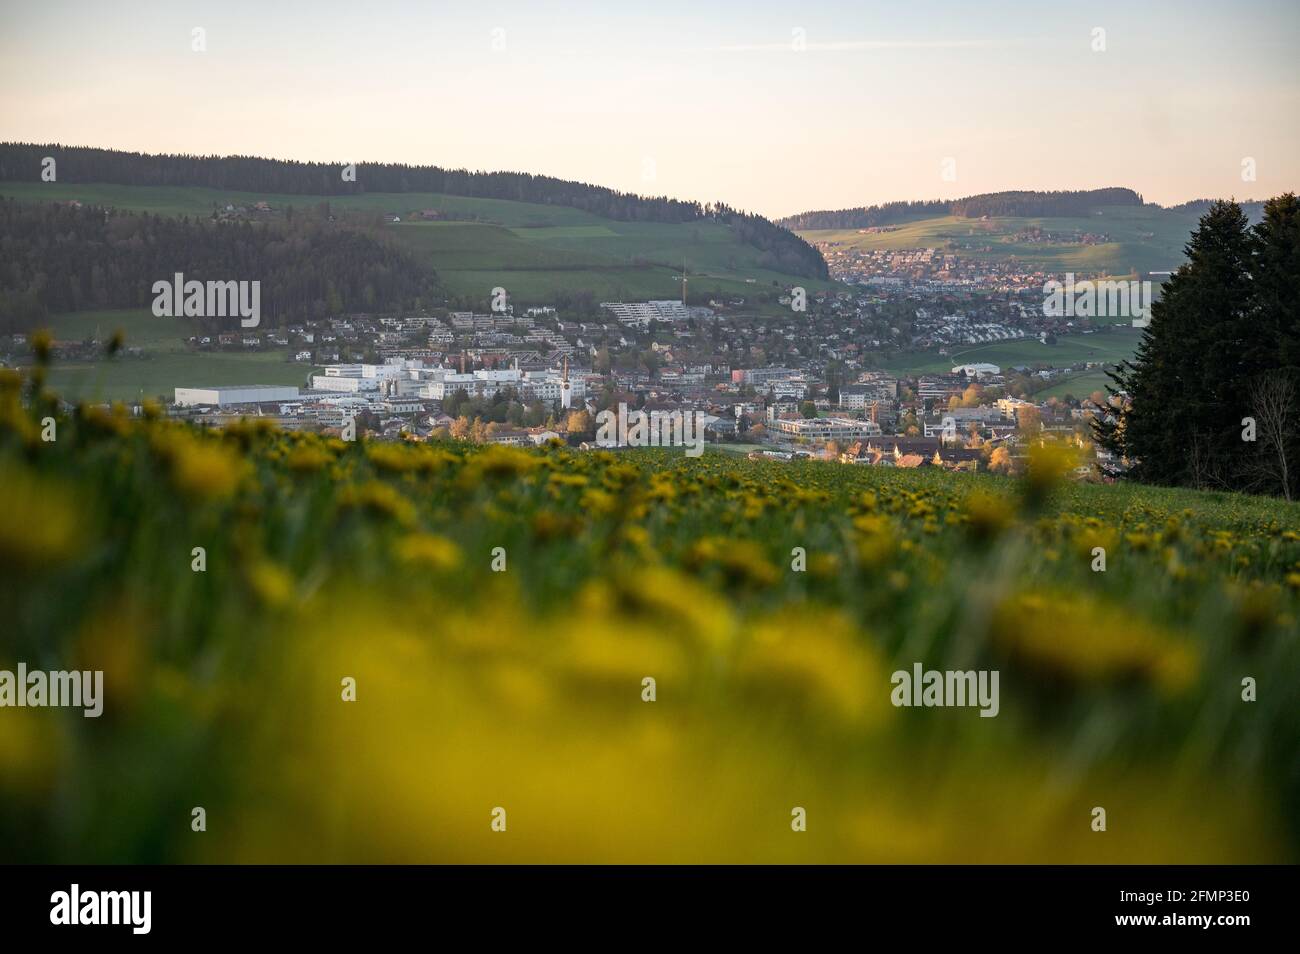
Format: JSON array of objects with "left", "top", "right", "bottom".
[
  {"left": 778, "top": 188, "right": 1145, "bottom": 230},
  {"left": 0, "top": 143, "right": 828, "bottom": 281},
  {"left": 1166, "top": 198, "right": 1267, "bottom": 222},
  {"left": 0, "top": 198, "right": 439, "bottom": 332}
]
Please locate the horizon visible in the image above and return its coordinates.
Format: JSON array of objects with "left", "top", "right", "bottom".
[
  {"left": 0, "top": 140, "right": 1284, "bottom": 223},
  {"left": 1, "top": 0, "right": 1296, "bottom": 218}
]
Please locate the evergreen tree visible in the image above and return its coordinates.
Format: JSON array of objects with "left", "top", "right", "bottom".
[{"left": 1096, "top": 196, "right": 1300, "bottom": 496}]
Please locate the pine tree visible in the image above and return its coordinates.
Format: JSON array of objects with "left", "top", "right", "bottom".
[
  {"left": 1097, "top": 197, "right": 1300, "bottom": 496},
  {"left": 1248, "top": 194, "right": 1300, "bottom": 375},
  {"left": 1243, "top": 194, "right": 1300, "bottom": 497},
  {"left": 1098, "top": 201, "right": 1254, "bottom": 486}
]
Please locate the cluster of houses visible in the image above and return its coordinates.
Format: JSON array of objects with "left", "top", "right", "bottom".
[
  {"left": 7, "top": 284, "right": 1121, "bottom": 475},
  {"left": 813, "top": 242, "right": 1059, "bottom": 295}
]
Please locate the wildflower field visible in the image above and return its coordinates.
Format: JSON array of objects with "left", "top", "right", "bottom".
[{"left": 2, "top": 372, "right": 1298, "bottom": 863}]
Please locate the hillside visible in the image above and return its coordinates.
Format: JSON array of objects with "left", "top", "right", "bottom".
[
  {"left": 3, "top": 381, "right": 1298, "bottom": 863},
  {"left": 1, "top": 180, "right": 836, "bottom": 305},
  {"left": 779, "top": 188, "right": 1148, "bottom": 231},
  {"left": 797, "top": 205, "right": 1207, "bottom": 276},
  {"left": 0, "top": 143, "right": 831, "bottom": 301},
  {"left": 0, "top": 198, "right": 440, "bottom": 331},
  {"left": 782, "top": 189, "right": 1277, "bottom": 277}
]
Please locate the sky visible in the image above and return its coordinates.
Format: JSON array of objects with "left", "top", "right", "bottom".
[{"left": 1, "top": 0, "right": 1297, "bottom": 218}]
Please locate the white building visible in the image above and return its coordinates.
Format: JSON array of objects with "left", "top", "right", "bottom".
[
  {"left": 952, "top": 363, "right": 1001, "bottom": 378},
  {"left": 311, "top": 375, "right": 371, "bottom": 393},
  {"left": 600, "top": 300, "right": 705, "bottom": 328},
  {"left": 174, "top": 385, "right": 300, "bottom": 407},
  {"left": 996, "top": 397, "right": 1035, "bottom": 421},
  {"left": 773, "top": 417, "right": 882, "bottom": 441}
]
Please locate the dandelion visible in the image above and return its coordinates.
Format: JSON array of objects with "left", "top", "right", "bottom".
[
  {"left": 367, "top": 443, "right": 418, "bottom": 474},
  {"left": 736, "top": 606, "right": 886, "bottom": 725},
  {"left": 0, "top": 465, "right": 85, "bottom": 570},
  {"left": 285, "top": 444, "right": 333, "bottom": 474},
  {"left": 963, "top": 491, "right": 1014, "bottom": 545},
  {"left": 1022, "top": 441, "right": 1078, "bottom": 510},
  {"left": 338, "top": 481, "right": 416, "bottom": 527},
  {"left": 0, "top": 706, "right": 59, "bottom": 795},
  {"left": 245, "top": 558, "right": 294, "bottom": 608},
  {"left": 580, "top": 487, "right": 617, "bottom": 515},
  {"left": 396, "top": 532, "right": 462, "bottom": 572},
  {"left": 29, "top": 329, "right": 53, "bottom": 365},
  {"left": 991, "top": 591, "right": 1198, "bottom": 693},
  {"left": 686, "top": 536, "right": 779, "bottom": 588},
  {"left": 160, "top": 433, "right": 247, "bottom": 500}
]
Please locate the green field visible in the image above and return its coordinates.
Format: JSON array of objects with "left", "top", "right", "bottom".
[
  {"left": 3, "top": 392, "right": 1297, "bottom": 862},
  {"left": 800, "top": 206, "right": 1199, "bottom": 276},
  {"left": 42, "top": 308, "right": 202, "bottom": 350},
  {"left": 42, "top": 351, "right": 314, "bottom": 403},
  {"left": 25, "top": 308, "right": 316, "bottom": 402},
  {"left": 1033, "top": 370, "right": 1116, "bottom": 401},
  {"left": 881, "top": 329, "right": 1142, "bottom": 375},
  {"left": 1, "top": 181, "right": 835, "bottom": 303}
]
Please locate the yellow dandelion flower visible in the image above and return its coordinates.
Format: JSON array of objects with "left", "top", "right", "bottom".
[
  {"left": 245, "top": 558, "right": 294, "bottom": 608},
  {"left": 0, "top": 465, "right": 86, "bottom": 570},
  {"left": 396, "top": 532, "right": 462, "bottom": 572},
  {"left": 736, "top": 606, "right": 886, "bottom": 726},
  {"left": 991, "top": 591, "right": 1198, "bottom": 693},
  {"left": 366, "top": 443, "right": 418, "bottom": 474},
  {"left": 337, "top": 481, "right": 416, "bottom": 527},
  {"left": 964, "top": 491, "right": 1014, "bottom": 544},
  {"left": 285, "top": 444, "right": 333, "bottom": 474}
]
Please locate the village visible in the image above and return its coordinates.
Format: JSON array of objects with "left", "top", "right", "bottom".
[{"left": 122, "top": 288, "right": 1123, "bottom": 477}]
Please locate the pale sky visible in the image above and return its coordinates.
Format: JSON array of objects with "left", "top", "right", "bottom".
[{"left": 1, "top": 0, "right": 1296, "bottom": 218}]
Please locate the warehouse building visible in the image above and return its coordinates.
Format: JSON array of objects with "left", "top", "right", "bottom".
[{"left": 174, "top": 385, "right": 301, "bottom": 407}]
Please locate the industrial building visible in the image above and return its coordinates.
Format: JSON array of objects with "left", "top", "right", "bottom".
[{"left": 173, "top": 385, "right": 301, "bottom": 407}]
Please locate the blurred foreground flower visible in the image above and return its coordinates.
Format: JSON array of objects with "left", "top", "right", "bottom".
[
  {"left": 0, "top": 465, "right": 86, "bottom": 570},
  {"left": 991, "top": 590, "right": 1198, "bottom": 693}
]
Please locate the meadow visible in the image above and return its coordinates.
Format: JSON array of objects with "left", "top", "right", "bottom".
[
  {"left": 2, "top": 361, "right": 1297, "bottom": 863},
  {"left": 880, "top": 328, "right": 1142, "bottom": 375},
  {"left": 0, "top": 182, "right": 834, "bottom": 304},
  {"left": 1034, "top": 371, "right": 1116, "bottom": 401},
  {"left": 29, "top": 309, "right": 314, "bottom": 403}
]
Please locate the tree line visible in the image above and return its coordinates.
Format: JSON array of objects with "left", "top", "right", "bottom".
[
  {"left": 1095, "top": 195, "right": 1300, "bottom": 499},
  {"left": 777, "top": 188, "right": 1144, "bottom": 231},
  {"left": 0, "top": 199, "right": 439, "bottom": 332},
  {"left": 0, "top": 143, "right": 828, "bottom": 280}
]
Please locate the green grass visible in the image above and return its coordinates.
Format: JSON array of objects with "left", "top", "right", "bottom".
[
  {"left": 42, "top": 351, "right": 315, "bottom": 403},
  {"left": 881, "top": 329, "right": 1142, "bottom": 375},
  {"left": 42, "top": 308, "right": 202, "bottom": 350},
  {"left": 2, "top": 400, "right": 1296, "bottom": 863},
  {"left": 800, "top": 205, "right": 1199, "bottom": 276},
  {"left": 19, "top": 308, "right": 315, "bottom": 402},
  {"left": 1033, "top": 370, "right": 1116, "bottom": 401},
  {"left": 2, "top": 181, "right": 835, "bottom": 303}
]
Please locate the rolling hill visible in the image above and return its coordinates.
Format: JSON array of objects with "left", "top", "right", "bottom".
[
  {"left": 782, "top": 189, "right": 1269, "bottom": 277},
  {"left": 0, "top": 143, "right": 834, "bottom": 305},
  {"left": 0, "top": 180, "right": 836, "bottom": 304}
]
